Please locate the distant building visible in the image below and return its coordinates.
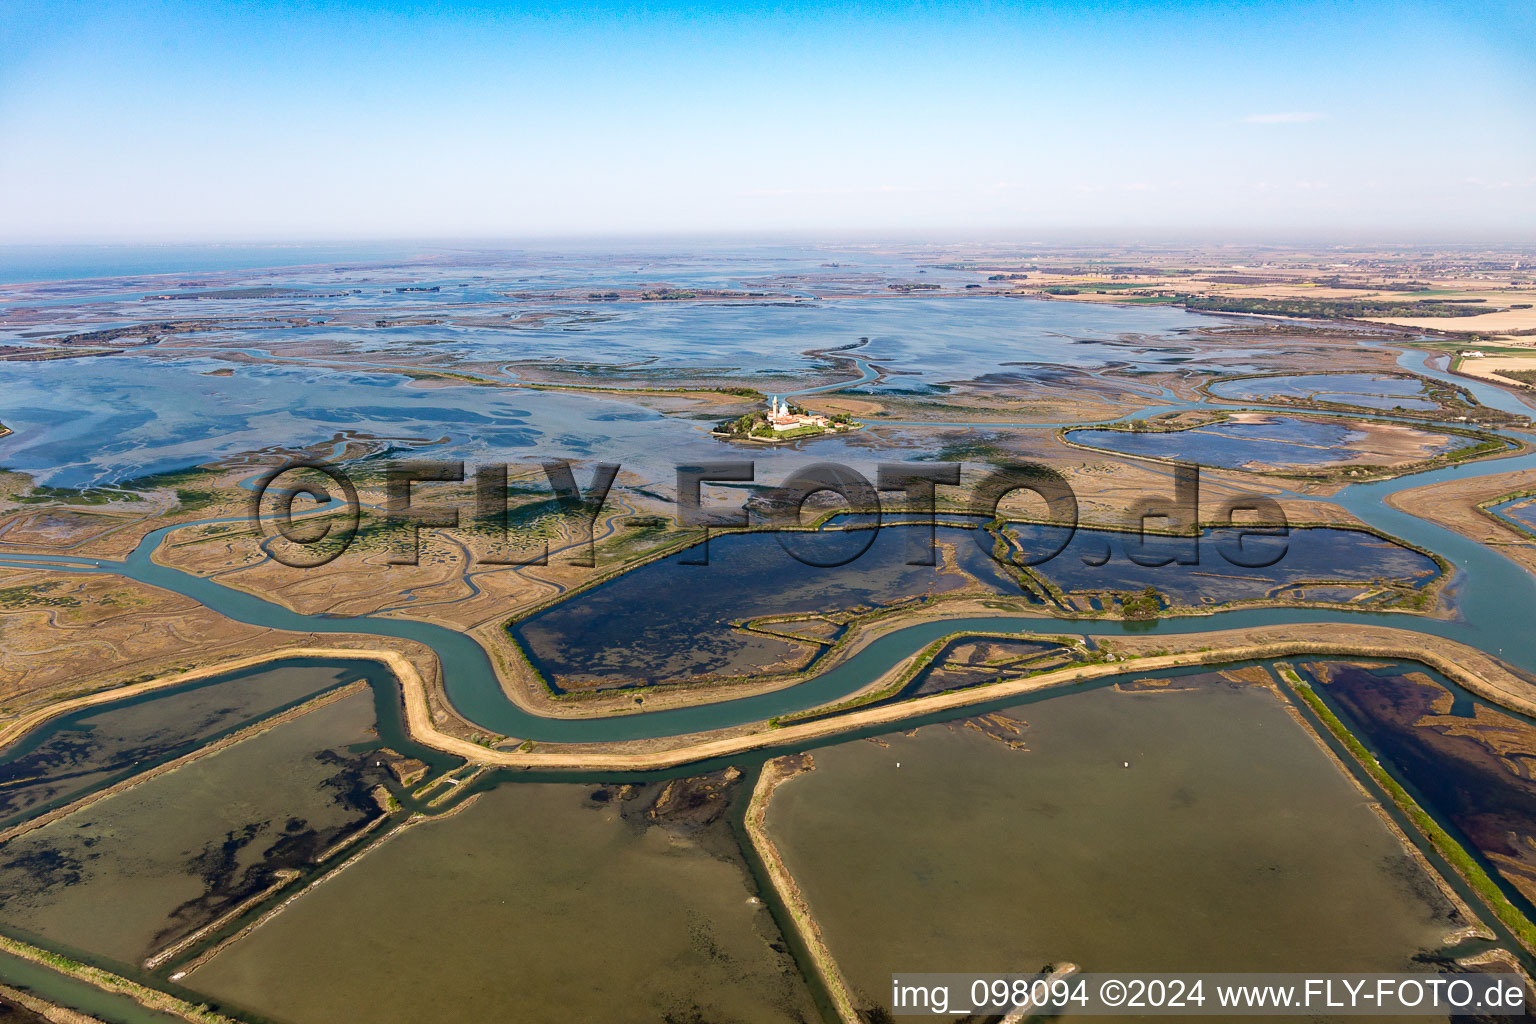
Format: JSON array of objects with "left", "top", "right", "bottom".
[
  {"left": 1461, "top": 350, "right": 1486, "bottom": 358},
  {"left": 767, "top": 396, "right": 831, "bottom": 432}
]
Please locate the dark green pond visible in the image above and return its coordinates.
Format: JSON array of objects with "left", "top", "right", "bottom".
[{"left": 510, "top": 522, "right": 1441, "bottom": 692}]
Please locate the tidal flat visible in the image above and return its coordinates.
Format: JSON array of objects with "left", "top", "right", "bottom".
[
  {"left": 762, "top": 676, "right": 1469, "bottom": 1021},
  {"left": 0, "top": 288, "right": 1236, "bottom": 490},
  {"left": 185, "top": 779, "right": 822, "bottom": 1024},
  {"left": 1208, "top": 372, "right": 1440, "bottom": 411},
  {"left": 0, "top": 691, "right": 389, "bottom": 966}
]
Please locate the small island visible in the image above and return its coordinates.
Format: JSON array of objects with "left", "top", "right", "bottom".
[{"left": 714, "top": 396, "right": 860, "bottom": 442}]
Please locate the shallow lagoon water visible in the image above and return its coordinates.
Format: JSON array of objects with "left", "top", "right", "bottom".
[
  {"left": 0, "top": 354, "right": 727, "bottom": 488},
  {"left": 0, "top": 691, "right": 388, "bottom": 966},
  {"left": 1007, "top": 522, "right": 1441, "bottom": 600},
  {"left": 0, "top": 287, "right": 1268, "bottom": 487},
  {"left": 764, "top": 679, "right": 1466, "bottom": 1021},
  {"left": 3, "top": 251, "right": 1536, "bottom": 1019},
  {"left": 0, "top": 659, "right": 366, "bottom": 826},
  {"left": 1488, "top": 495, "right": 1536, "bottom": 537},
  {"left": 511, "top": 522, "right": 1441, "bottom": 691},
  {"left": 512, "top": 524, "right": 1022, "bottom": 691},
  {"left": 186, "top": 780, "right": 821, "bottom": 1024}
]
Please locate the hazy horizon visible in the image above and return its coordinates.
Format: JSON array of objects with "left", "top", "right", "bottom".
[{"left": 2, "top": 0, "right": 1533, "bottom": 243}]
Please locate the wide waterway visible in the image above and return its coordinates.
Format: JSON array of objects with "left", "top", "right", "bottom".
[{"left": 1, "top": 343, "right": 1533, "bottom": 744}]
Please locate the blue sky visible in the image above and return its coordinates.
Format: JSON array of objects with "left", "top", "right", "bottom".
[{"left": 1, "top": 0, "right": 1532, "bottom": 241}]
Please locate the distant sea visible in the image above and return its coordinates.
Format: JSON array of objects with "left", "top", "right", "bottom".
[{"left": 0, "top": 243, "right": 453, "bottom": 285}]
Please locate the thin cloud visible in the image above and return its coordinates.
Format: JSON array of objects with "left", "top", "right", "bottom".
[
  {"left": 1243, "top": 112, "right": 1326, "bottom": 124},
  {"left": 747, "top": 184, "right": 926, "bottom": 197}
]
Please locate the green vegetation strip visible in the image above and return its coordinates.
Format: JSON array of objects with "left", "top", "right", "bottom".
[
  {"left": 0, "top": 933, "right": 236, "bottom": 1023},
  {"left": 1286, "top": 670, "right": 1536, "bottom": 951},
  {"left": 1185, "top": 295, "right": 1505, "bottom": 319},
  {"left": 771, "top": 630, "right": 1083, "bottom": 726},
  {"left": 1477, "top": 488, "right": 1536, "bottom": 541}
]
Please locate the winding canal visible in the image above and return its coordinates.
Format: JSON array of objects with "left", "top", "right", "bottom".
[{"left": 1, "top": 344, "right": 1533, "bottom": 743}]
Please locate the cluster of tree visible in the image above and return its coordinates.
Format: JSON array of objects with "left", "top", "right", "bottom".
[
  {"left": 1201, "top": 274, "right": 1278, "bottom": 285},
  {"left": 1024, "top": 264, "right": 1192, "bottom": 277},
  {"left": 1115, "top": 586, "right": 1164, "bottom": 619},
  {"left": 1305, "top": 276, "right": 1438, "bottom": 291},
  {"left": 714, "top": 410, "right": 773, "bottom": 436},
  {"left": 713, "top": 402, "right": 853, "bottom": 438},
  {"left": 1184, "top": 296, "right": 1502, "bottom": 319}
]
